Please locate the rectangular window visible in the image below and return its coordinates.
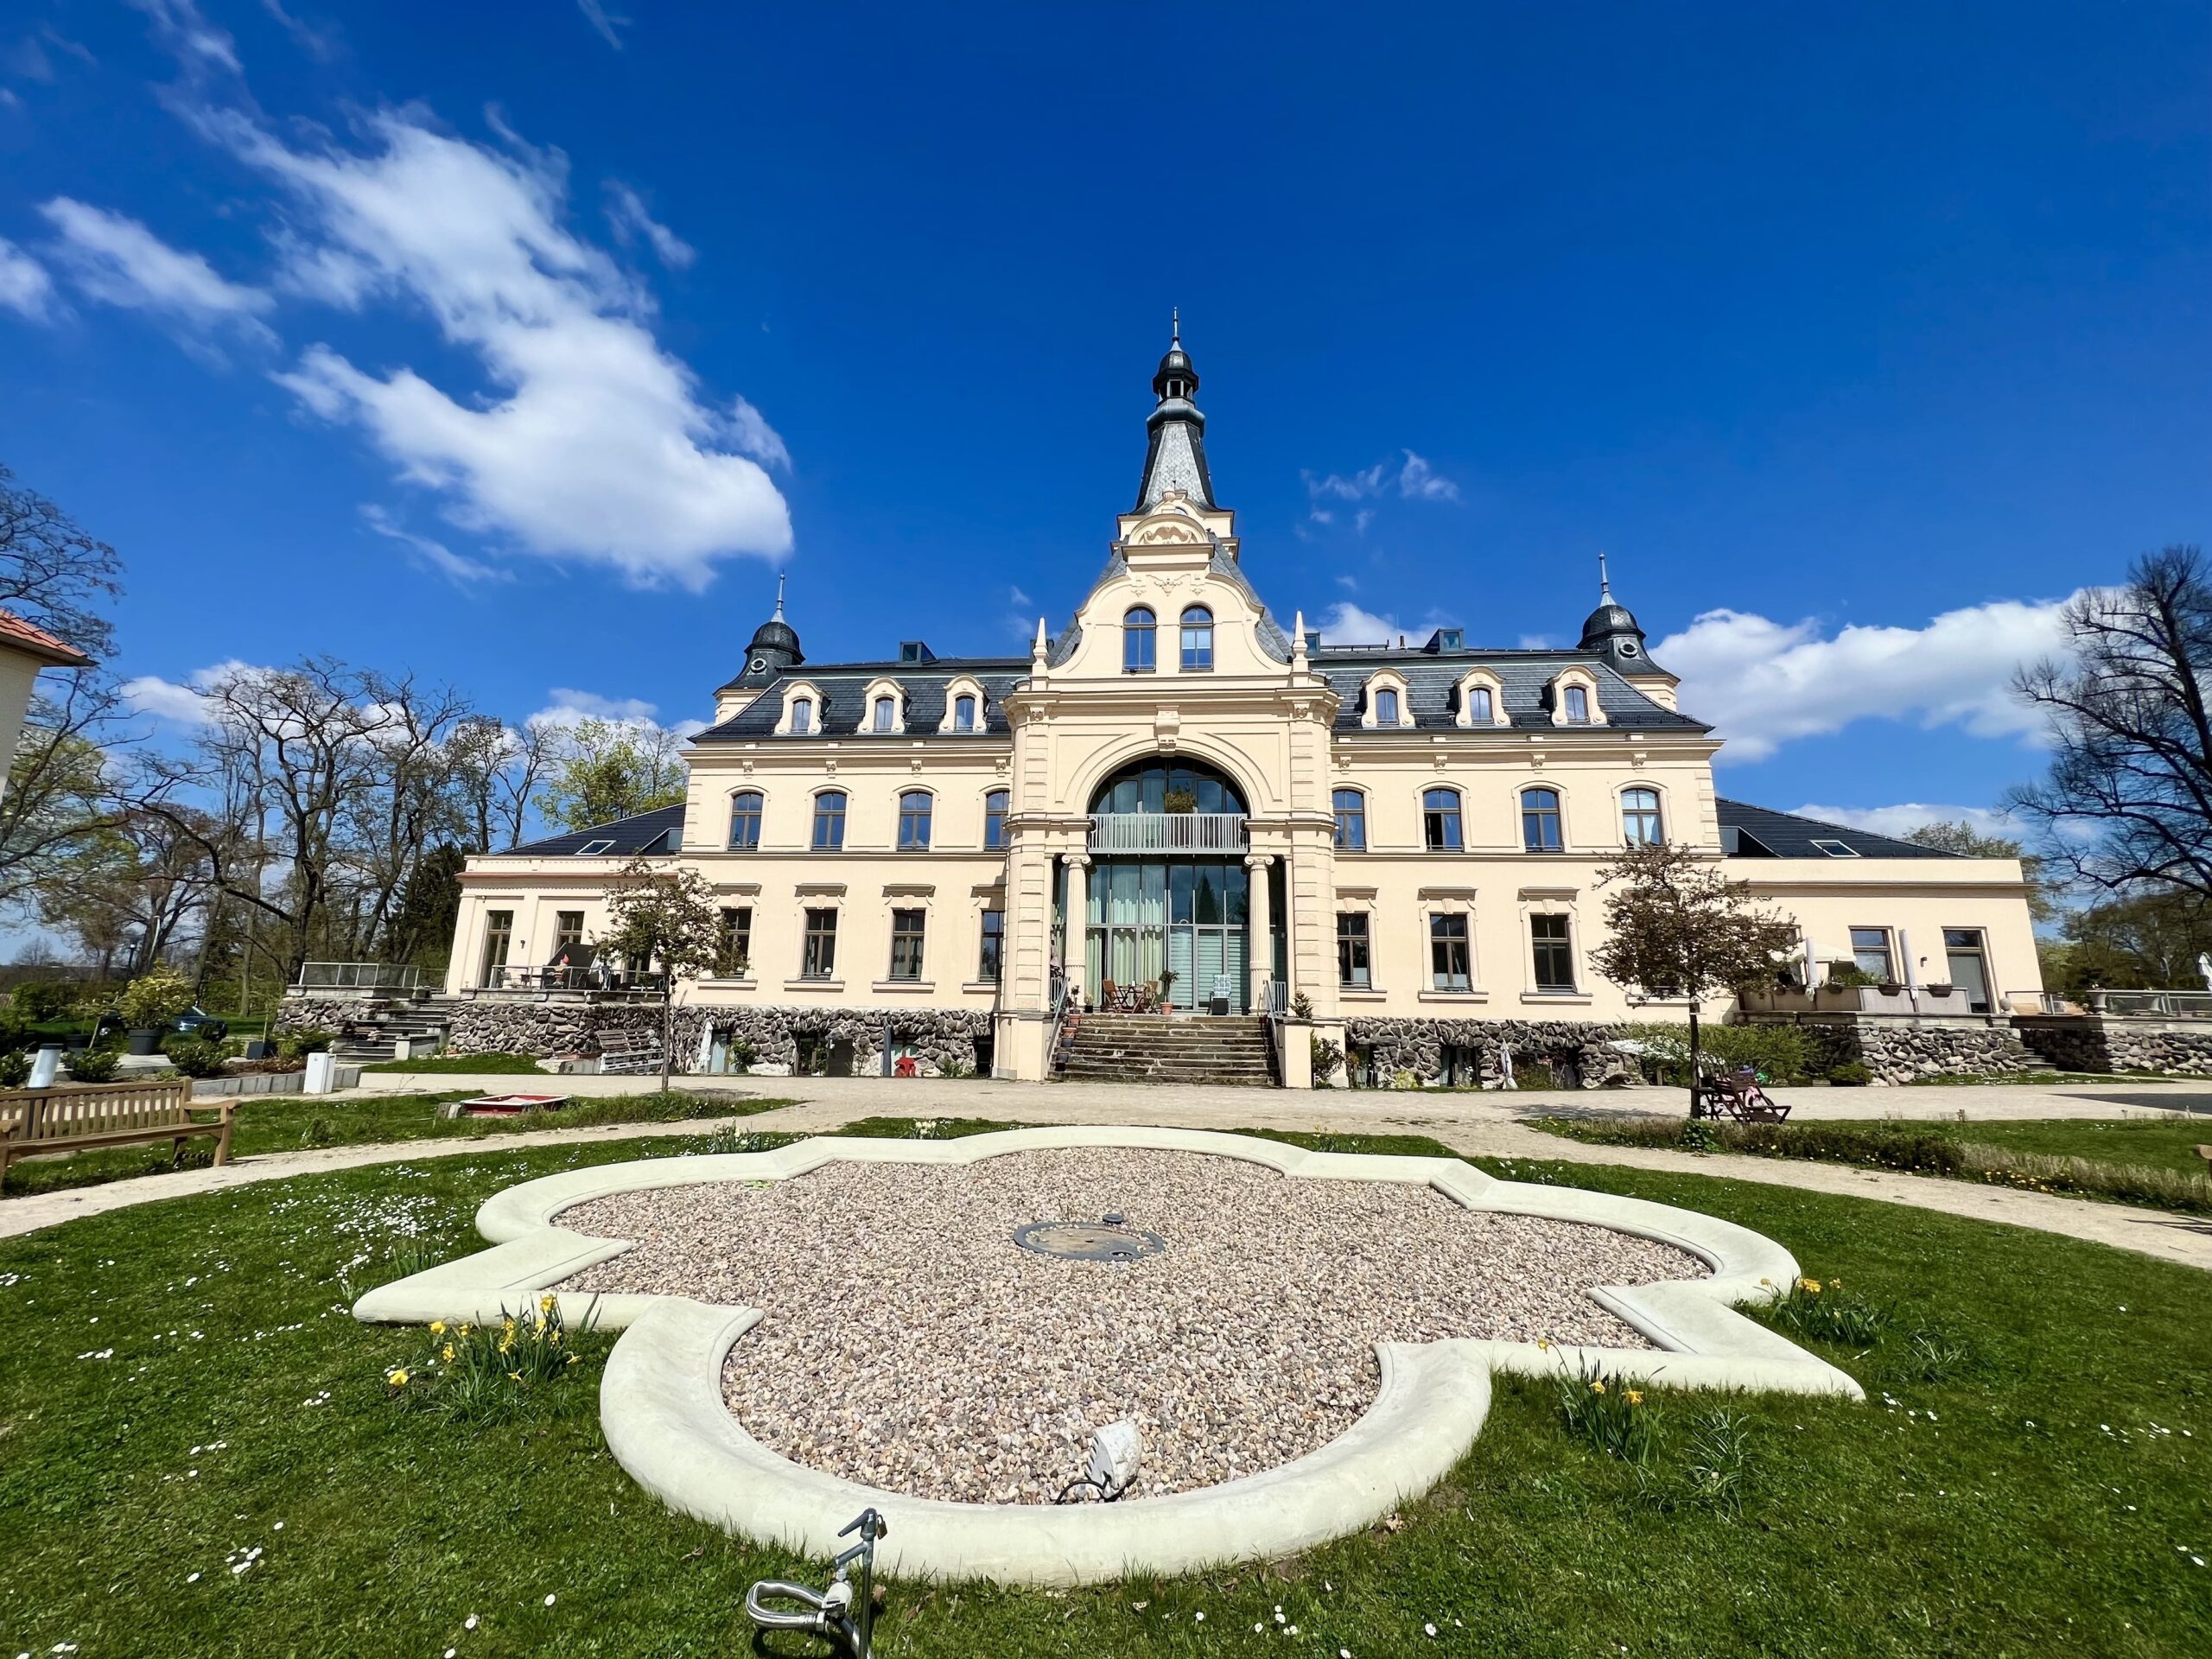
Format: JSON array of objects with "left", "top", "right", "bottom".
[
  {"left": 977, "top": 910, "right": 1004, "bottom": 983},
  {"left": 984, "top": 790, "right": 1008, "bottom": 850},
  {"left": 1467, "top": 685, "right": 1493, "bottom": 722},
  {"left": 1337, "top": 912, "right": 1371, "bottom": 987},
  {"left": 889, "top": 908, "right": 926, "bottom": 981},
  {"left": 1430, "top": 913, "right": 1471, "bottom": 991},
  {"left": 873, "top": 696, "right": 896, "bottom": 733},
  {"left": 1942, "top": 926, "right": 1993, "bottom": 1013},
  {"left": 1564, "top": 684, "right": 1590, "bottom": 722},
  {"left": 811, "top": 792, "right": 846, "bottom": 851},
  {"left": 1530, "top": 912, "right": 1575, "bottom": 992},
  {"left": 715, "top": 906, "right": 753, "bottom": 977},
  {"left": 954, "top": 694, "right": 976, "bottom": 732},
  {"left": 802, "top": 908, "right": 838, "bottom": 979},
  {"left": 1849, "top": 926, "right": 1894, "bottom": 982},
  {"left": 1423, "top": 789, "right": 1463, "bottom": 851},
  {"left": 898, "top": 791, "right": 933, "bottom": 850},
  {"left": 789, "top": 699, "right": 811, "bottom": 734},
  {"left": 1375, "top": 687, "right": 1399, "bottom": 725},
  {"left": 554, "top": 910, "right": 584, "bottom": 953},
  {"left": 1332, "top": 789, "right": 1366, "bottom": 851},
  {"left": 728, "top": 792, "right": 763, "bottom": 850},
  {"left": 480, "top": 909, "right": 513, "bottom": 986}
]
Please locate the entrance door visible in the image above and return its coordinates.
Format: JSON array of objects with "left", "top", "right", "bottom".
[
  {"left": 1942, "top": 928, "right": 1993, "bottom": 1014},
  {"left": 1084, "top": 857, "right": 1249, "bottom": 1012}
]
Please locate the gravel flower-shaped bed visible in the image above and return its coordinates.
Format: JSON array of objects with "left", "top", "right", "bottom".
[{"left": 556, "top": 1146, "right": 1705, "bottom": 1503}]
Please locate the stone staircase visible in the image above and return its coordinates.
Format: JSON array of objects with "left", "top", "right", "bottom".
[
  {"left": 327, "top": 995, "right": 464, "bottom": 1065},
  {"left": 1056, "top": 1014, "right": 1278, "bottom": 1087}
]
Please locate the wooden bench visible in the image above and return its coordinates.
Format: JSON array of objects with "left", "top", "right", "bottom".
[
  {"left": 593, "top": 1029, "right": 664, "bottom": 1076},
  {"left": 0, "top": 1079, "right": 233, "bottom": 1189}
]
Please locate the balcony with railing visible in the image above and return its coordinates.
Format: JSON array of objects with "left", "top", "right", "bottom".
[
  {"left": 470, "top": 964, "right": 670, "bottom": 999},
  {"left": 295, "top": 962, "right": 422, "bottom": 995},
  {"left": 1088, "top": 812, "right": 1248, "bottom": 855}
]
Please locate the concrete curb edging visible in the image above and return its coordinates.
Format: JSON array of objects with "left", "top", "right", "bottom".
[{"left": 353, "top": 1124, "right": 1861, "bottom": 1584}]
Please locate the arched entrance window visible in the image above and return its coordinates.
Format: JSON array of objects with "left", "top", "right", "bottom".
[{"left": 1077, "top": 758, "right": 1258, "bottom": 1014}]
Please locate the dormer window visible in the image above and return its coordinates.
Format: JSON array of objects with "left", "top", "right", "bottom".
[
  {"left": 576, "top": 838, "right": 615, "bottom": 856},
  {"left": 1545, "top": 667, "right": 1606, "bottom": 727},
  {"left": 1375, "top": 688, "right": 1400, "bottom": 725},
  {"left": 954, "top": 694, "right": 976, "bottom": 732},
  {"left": 1452, "top": 668, "right": 1507, "bottom": 728},
  {"left": 1468, "top": 686, "right": 1493, "bottom": 722},
  {"left": 790, "top": 699, "right": 812, "bottom": 734},
  {"left": 1563, "top": 685, "right": 1590, "bottom": 723},
  {"left": 873, "top": 696, "right": 895, "bottom": 733}
]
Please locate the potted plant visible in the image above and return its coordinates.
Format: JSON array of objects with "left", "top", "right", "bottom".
[
  {"left": 118, "top": 966, "right": 194, "bottom": 1056},
  {"left": 1161, "top": 786, "right": 1198, "bottom": 815}
]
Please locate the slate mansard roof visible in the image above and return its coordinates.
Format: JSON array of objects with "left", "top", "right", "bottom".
[
  {"left": 506, "top": 804, "right": 686, "bottom": 858},
  {"left": 696, "top": 661, "right": 1030, "bottom": 741},
  {"left": 1308, "top": 646, "right": 1707, "bottom": 734},
  {"left": 1715, "top": 800, "right": 1962, "bottom": 861}
]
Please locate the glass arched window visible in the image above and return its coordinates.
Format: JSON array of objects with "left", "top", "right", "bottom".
[
  {"left": 983, "top": 788, "right": 1009, "bottom": 849},
  {"left": 872, "top": 696, "right": 896, "bottom": 733},
  {"left": 1123, "top": 607, "right": 1156, "bottom": 673},
  {"left": 898, "top": 790, "right": 932, "bottom": 850},
  {"left": 1622, "top": 786, "right": 1662, "bottom": 846},
  {"left": 1563, "top": 684, "right": 1591, "bottom": 723},
  {"left": 1466, "top": 685, "right": 1494, "bottom": 723},
  {"left": 1332, "top": 788, "right": 1367, "bottom": 851},
  {"left": 1422, "top": 787, "right": 1463, "bottom": 851},
  {"left": 1522, "top": 786, "right": 1563, "bottom": 852},
  {"left": 1090, "top": 758, "right": 1246, "bottom": 816},
  {"left": 728, "top": 790, "right": 763, "bottom": 850},
  {"left": 789, "top": 698, "right": 812, "bottom": 734},
  {"left": 811, "top": 790, "right": 847, "bottom": 850},
  {"left": 1374, "top": 687, "right": 1400, "bottom": 726},
  {"left": 1179, "top": 606, "right": 1213, "bottom": 671},
  {"left": 953, "top": 694, "right": 977, "bottom": 732}
]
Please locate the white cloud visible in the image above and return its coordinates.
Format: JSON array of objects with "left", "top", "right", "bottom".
[
  {"left": 529, "top": 686, "right": 702, "bottom": 741},
  {"left": 1656, "top": 594, "right": 2076, "bottom": 763},
  {"left": 1516, "top": 632, "right": 1560, "bottom": 650},
  {"left": 1302, "top": 451, "right": 1459, "bottom": 523},
  {"left": 121, "top": 658, "right": 261, "bottom": 725},
  {"left": 210, "top": 106, "right": 790, "bottom": 589},
  {"left": 575, "top": 1, "right": 628, "bottom": 48},
  {"left": 1792, "top": 802, "right": 2018, "bottom": 841},
  {"left": 38, "top": 197, "right": 273, "bottom": 341},
  {"left": 604, "top": 181, "right": 694, "bottom": 270},
  {"left": 359, "top": 503, "right": 510, "bottom": 585},
  {"left": 1313, "top": 601, "right": 1401, "bottom": 645},
  {"left": 0, "top": 238, "right": 54, "bottom": 320},
  {"left": 124, "top": 0, "right": 239, "bottom": 74},
  {"left": 258, "top": 1, "right": 341, "bottom": 63}
]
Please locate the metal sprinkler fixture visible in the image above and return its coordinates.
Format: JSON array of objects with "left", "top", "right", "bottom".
[{"left": 744, "top": 1509, "right": 887, "bottom": 1658}]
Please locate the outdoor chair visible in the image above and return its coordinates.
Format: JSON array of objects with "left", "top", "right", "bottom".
[{"left": 1691, "top": 1065, "right": 1789, "bottom": 1123}]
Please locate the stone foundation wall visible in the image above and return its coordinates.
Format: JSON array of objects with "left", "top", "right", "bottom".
[
  {"left": 441, "top": 999, "right": 991, "bottom": 1078},
  {"left": 1342, "top": 1018, "right": 1630, "bottom": 1088},
  {"left": 276, "top": 995, "right": 387, "bottom": 1033},
  {"left": 2015, "top": 1016, "right": 2212, "bottom": 1077},
  {"left": 1781, "top": 1018, "right": 2043, "bottom": 1085}
]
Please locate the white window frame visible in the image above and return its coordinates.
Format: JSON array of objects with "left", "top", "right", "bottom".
[
  {"left": 777, "top": 682, "right": 823, "bottom": 736},
  {"left": 1360, "top": 669, "right": 1414, "bottom": 729},
  {"left": 1453, "top": 668, "right": 1508, "bottom": 728},
  {"left": 1547, "top": 666, "right": 1607, "bottom": 727}
]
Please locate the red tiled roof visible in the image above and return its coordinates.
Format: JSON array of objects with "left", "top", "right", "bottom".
[{"left": 0, "top": 610, "right": 92, "bottom": 668}]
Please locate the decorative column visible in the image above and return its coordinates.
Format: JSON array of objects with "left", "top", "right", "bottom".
[
  {"left": 1245, "top": 852, "right": 1275, "bottom": 1011},
  {"left": 1063, "top": 853, "right": 1091, "bottom": 1013}
]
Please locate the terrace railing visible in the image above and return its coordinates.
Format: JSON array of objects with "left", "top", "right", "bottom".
[
  {"left": 481, "top": 964, "right": 669, "bottom": 996},
  {"left": 2086, "top": 988, "right": 2212, "bottom": 1019},
  {"left": 296, "top": 963, "right": 422, "bottom": 994},
  {"left": 1088, "top": 812, "right": 1247, "bottom": 855}
]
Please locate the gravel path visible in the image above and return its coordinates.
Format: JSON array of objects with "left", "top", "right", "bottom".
[{"left": 557, "top": 1147, "right": 1704, "bottom": 1503}]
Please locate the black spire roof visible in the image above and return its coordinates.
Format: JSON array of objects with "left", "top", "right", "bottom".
[
  {"left": 1135, "top": 309, "right": 1216, "bottom": 511},
  {"left": 734, "top": 575, "right": 804, "bottom": 689},
  {"left": 1578, "top": 554, "right": 1656, "bottom": 673}
]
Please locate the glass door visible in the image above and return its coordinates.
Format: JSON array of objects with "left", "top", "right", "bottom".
[{"left": 1942, "top": 928, "right": 1993, "bottom": 1013}]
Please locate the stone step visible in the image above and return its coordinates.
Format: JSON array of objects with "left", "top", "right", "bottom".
[{"left": 1058, "top": 1065, "right": 1274, "bottom": 1086}]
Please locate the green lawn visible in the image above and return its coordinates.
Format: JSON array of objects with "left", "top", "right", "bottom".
[
  {"left": 0, "top": 1126, "right": 2206, "bottom": 1656},
  {"left": 0, "top": 1088, "right": 793, "bottom": 1198},
  {"left": 1943, "top": 1116, "right": 2212, "bottom": 1175},
  {"left": 359, "top": 1052, "right": 549, "bottom": 1075}
]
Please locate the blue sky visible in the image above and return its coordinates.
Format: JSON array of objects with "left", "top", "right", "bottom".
[{"left": 3, "top": 1, "right": 2209, "bottom": 836}]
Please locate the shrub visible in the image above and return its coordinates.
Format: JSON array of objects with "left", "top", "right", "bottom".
[
  {"left": 0, "top": 1010, "right": 36, "bottom": 1055},
  {"left": 276, "top": 1028, "right": 337, "bottom": 1062},
  {"left": 1513, "top": 1060, "right": 1558, "bottom": 1090},
  {"left": 1824, "top": 960, "right": 1879, "bottom": 988},
  {"left": 1618, "top": 1020, "right": 1813, "bottom": 1085},
  {"left": 1311, "top": 1035, "right": 1344, "bottom": 1082},
  {"left": 66, "top": 1047, "right": 119, "bottom": 1084},
  {"left": 1828, "top": 1061, "right": 1872, "bottom": 1087},
  {"left": 10, "top": 981, "right": 73, "bottom": 1022},
  {"left": 723, "top": 1035, "right": 757, "bottom": 1071},
  {"left": 117, "top": 965, "right": 195, "bottom": 1031},
  {"left": 385, "top": 1295, "right": 594, "bottom": 1425},
  {"left": 0, "top": 1050, "right": 29, "bottom": 1088},
  {"left": 1550, "top": 1356, "right": 1656, "bottom": 1463},
  {"left": 162, "top": 1035, "right": 230, "bottom": 1078}
]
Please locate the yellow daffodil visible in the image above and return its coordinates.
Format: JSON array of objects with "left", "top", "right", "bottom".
[
  {"left": 1591, "top": 1381, "right": 1607, "bottom": 1395},
  {"left": 387, "top": 1368, "right": 410, "bottom": 1387},
  {"left": 1799, "top": 1277, "right": 1822, "bottom": 1294},
  {"left": 539, "top": 1293, "right": 556, "bottom": 1313},
  {"left": 507, "top": 1370, "right": 524, "bottom": 1384},
  {"left": 1535, "top": 1338, "right": 1551, "bottom": 1351},
  {"left": 429, "top": 1320, "right": 447, "bottom": 1337},
  {"left": 442, "top": 1344, "right": 454, "bottom": 1363},
  {"left": 1624, "top": 1389, "right": 1644, "bottom": 1406}
]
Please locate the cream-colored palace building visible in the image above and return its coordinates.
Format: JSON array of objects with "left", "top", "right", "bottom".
[{"left": 445, "top": 329, "right": 2041, "bottom": 1085}]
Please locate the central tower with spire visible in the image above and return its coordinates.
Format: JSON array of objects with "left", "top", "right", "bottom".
[{"left": 1135, "top": 309, "right": 1216, "bottom": 511}]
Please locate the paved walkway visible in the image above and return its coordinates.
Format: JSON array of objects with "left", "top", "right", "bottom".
[{"left": 6, "top": 1075, "right": 2210, "bottom": 1272}]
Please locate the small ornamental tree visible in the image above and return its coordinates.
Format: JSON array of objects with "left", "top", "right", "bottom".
[
  {"left": 1587, "top": 843, "right": 1801, "bottom": 1112},
  {"left": 594, "top": 858, "right": 724, "bottom": 1092}
]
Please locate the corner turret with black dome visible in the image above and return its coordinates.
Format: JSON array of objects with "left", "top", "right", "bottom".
[
  {"left": 736, "top": 575, "right": 804, "bottom": 688},
  {"left": 1579, "top": 553, "right": 1655, "bottom": 674}
]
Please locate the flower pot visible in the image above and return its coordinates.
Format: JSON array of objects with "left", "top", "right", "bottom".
[{"left": 126, "top": 1027, "right": 162, "bottom": 1056}]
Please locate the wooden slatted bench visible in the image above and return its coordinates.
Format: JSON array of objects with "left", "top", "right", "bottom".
[
  {"left": 0, "top": 1078, "right": 233, "bottom": 1189},
  {"left": 593, "top": 1029, "right": 664, "bottom": 1076}
]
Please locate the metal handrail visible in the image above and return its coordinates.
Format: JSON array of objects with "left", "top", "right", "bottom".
[
  {"left": 296, "top": 963, "right": 421, "bottom": 992},
  {"left": 1088, "top": 812, "right": 1248, "bottom": 854},
  {"left": 482, "top": 965, "right": 669, "bottom": 994},
  {"left": 1047, "top": 973, "right": 1077, "bottom": 1071}
]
